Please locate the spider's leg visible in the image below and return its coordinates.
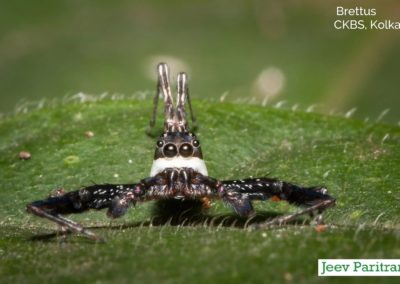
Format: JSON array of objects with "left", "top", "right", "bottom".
[
  {"left": 184, "top": 77, "right": 197, "bottom": 130},
  {"left": 147, "top": 63, "right": 174, "bottom": 133},
  {"left": 218, "top": 188, "right": 255, "bottom": 217},
  {"left": 183, "top": 171, "right": 253, "bottom": 215},
  {"left": 254, "top": 199, "right": 334, "bottom": 229},
  {"left": 176, "top": 72, "right": 197, "bottom": 131},
  {"left": 225, "top": 193, "right": 255, "bottom": 217},
  {"left": 27, "top": 204, "right": 101, "bottom": 241},
  {"left": 27, "top": 183, "right": 143, "bottom": 241},
  {"left": 220, "top": 177, "right": 336, "bottom": 226}
]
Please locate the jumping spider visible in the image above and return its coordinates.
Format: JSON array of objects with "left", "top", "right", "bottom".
[{"left": 27, "top": 63, "right": 336, "bottom": 241}]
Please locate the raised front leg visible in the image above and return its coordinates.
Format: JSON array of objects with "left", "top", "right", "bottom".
[
  {"left": 27, "top": 183, "right": 144, "bottom": 241},
  {"left": 219, "top": 177, "right": 336, "bottom": 227},
  {"left": 147, "top": 63, "right": 197, "bottom": 134}
]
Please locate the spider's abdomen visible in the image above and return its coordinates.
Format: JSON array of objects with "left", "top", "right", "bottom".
[{"left": 149, "top": 156, "right": 208, "bottom": 177}]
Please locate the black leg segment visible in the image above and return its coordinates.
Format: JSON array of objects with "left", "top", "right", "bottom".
[
  {"left": 27, "top": 183, "right": 141, "bottom": 241},
  {"left": 220, "top": 177, "right": 336, "bottom": 224}
]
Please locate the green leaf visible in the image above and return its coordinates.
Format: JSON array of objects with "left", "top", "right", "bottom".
[{"left": 0, "top": 99, "right": 399, "bottom": 283}]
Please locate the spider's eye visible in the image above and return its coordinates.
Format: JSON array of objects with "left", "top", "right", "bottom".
[
  {"left": 192, "top": 139, "right": 200, "bottom": 147},
  {"left": 163, "top": 143, "right": 177, "bottom": 157},
  {"left": 179, "top": 143, "right": 193, "bottom": 157},
  {"left": 157, "top": 140, "right": 164, "bottom": 147}
]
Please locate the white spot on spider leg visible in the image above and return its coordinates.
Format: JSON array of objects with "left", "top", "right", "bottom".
[{"left": 150, "top": 157, "right": 208, "bottom": 176}]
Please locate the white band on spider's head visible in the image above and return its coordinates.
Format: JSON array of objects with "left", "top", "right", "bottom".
[{"left": 150, "top": 156, "right": 208, "bottom": 177}]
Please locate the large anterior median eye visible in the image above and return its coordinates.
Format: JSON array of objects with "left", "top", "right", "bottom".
[
  {"left": 179, "top": 143, "right": 193, "bottom": 157},
  {"left": 163, "top": 143, "right": 177, "bottom": 157}
]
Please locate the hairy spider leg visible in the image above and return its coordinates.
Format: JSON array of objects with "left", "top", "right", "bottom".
[
  {"left": 219, "top": 177, "right": 336, "bottom": 227},
  {"left": 176, "top": 72, "right": 197, "bottom": 131},
  {"left": 27, "top": 183, "right": 144, "bottom": 241},
  {"left": 27, "top": 169, "right": 222, "bottom": 241},
  {"left": 148, "top": 63, "right": 196, "bottom": 133},
  {"left": 149, "top": 63, "right": 173, "bottom": 131}
]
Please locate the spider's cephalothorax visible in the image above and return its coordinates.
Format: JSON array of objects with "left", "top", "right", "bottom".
[
  {"left": 149, "top": 63, "right": 207, "bottom": 177},
  {"left": 27, "top": 63, "right": 336, "bottom": 241},
  {"left": 150, "top": 131, "right": 207, "bottom": 177}
]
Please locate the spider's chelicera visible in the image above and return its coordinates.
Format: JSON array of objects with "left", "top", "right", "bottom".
[{"left": 27, "top": 63, "right": 336, "bottom": 241}]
